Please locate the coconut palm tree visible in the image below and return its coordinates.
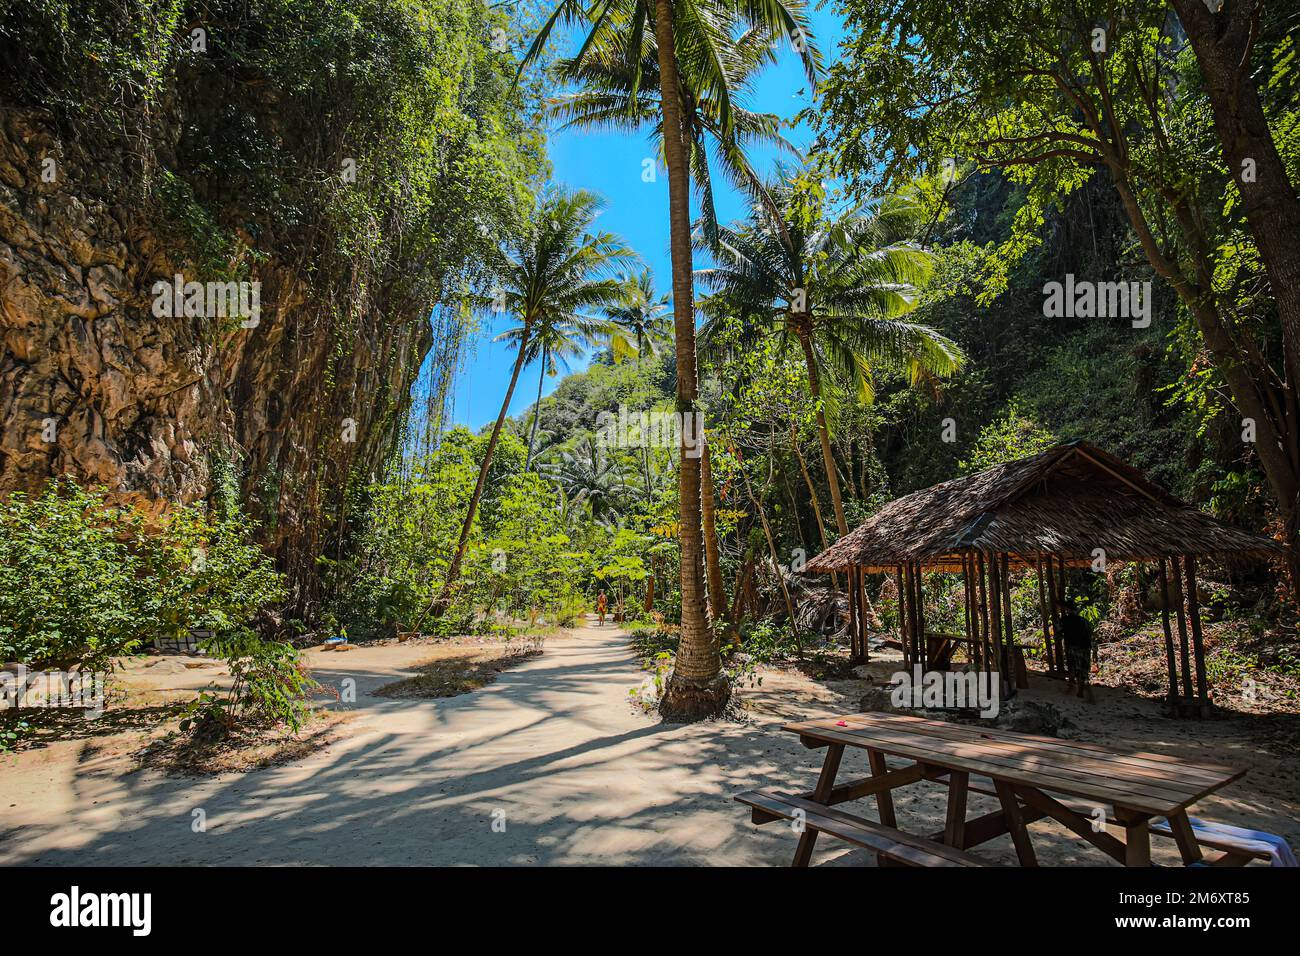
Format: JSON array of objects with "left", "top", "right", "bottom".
[
  {"left": 547, "top": 7, "right": 811, "bottom": 633},
  {"left": 497, "top": 310, "right": 608, "bottom": 470},
  {"left": 543, "top": 436, "right": 624, "bottom": 521},
  {"left": 424, "top": 187, "right": 636, "bottom": 621},
  {"left": 547, "top": 18, "right": 804, "bottom": 246},
  {"left": 525, "top": 0, "right": 818, "bottom": 719},
  {"left": 699, "top": 176, "right": 965, "bottom": 547},
  {"left": 605, "top": 269, "right": 672, "bottom": 364}
]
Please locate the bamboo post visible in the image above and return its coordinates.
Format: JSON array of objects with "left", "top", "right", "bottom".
[
  {"left": 977, "top": 553, "right": 991, "bottom": 674},
  {"left": 1184, "top": 555, "right": 1209, "bottom": 708},
  {"left": 1168, "top": 555, "right": 1194, "bottom": 703},
  {"left": 962, "top": 553, "right": 977, "bottom": 671},
  {"left": 1044, "top": 557, "right": 1059, "bottom": 675},
  {"left": 904, "top": 563, "right": 915, "bottom": 669},
  {"left": 1001, "top": 554, "right": 1014, "bottom": 682},
  {"left": 1036, "top": 557, "right": 1052, "bottom": 673},
  {"left": 859, "top": 568, "right": 869, "bottom": 662},
  {"left": 1157, "top": 557, "right": 1179, "bottom": 705},
  {"left": 988, "top": 554, "right": 1003, "bottom": 685},
  {"left": 857, "top": 568, "right": 871, "bottom": 663},
  {"left": 896, "top": 565, "right": 909, "bottom": 668},
  {"left": 913, "top": 563, "right": 927, "bottom": 671},
  {"left": 1054, "top": 556, "right": 1068, "bottom": 669}
]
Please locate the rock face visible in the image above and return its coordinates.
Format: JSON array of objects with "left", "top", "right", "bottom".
[{"left": 0, "top": 103, "right": 429, "bottom": 607}]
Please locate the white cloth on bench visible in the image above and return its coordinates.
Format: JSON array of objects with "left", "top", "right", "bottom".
[{"left": 1151, "top": 816, "right": 1297, "bottom": 867}]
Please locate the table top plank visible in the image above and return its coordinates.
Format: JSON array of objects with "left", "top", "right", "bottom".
[
  {"left": 796, "top": 723, "right": 1198, "bottom": 811},
  {"left": 782, "top": 712, "right": 1243, "bottom": 817},
  {"left": 818, "top": 712, "right": 1234, "bottom": 790},
  {"left": 789, "top": 711, "right": 1233, "bottom": 780}
]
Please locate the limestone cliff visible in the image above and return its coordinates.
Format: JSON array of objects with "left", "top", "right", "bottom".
[
  {"left": 0, "top": 1, "right": 537, "bottom": 617},
  {"left": 0, "top": 103, "right": 429, "bottom": 610}
]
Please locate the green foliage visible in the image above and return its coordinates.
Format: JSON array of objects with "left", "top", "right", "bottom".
[
  {"left": 959, "top": 402, "right": 1057, "bottom": 473},
  {"left": 0, "top": 481, "right": 284, "bottom": 673},
  {"left": 182, "top": 630, "right": 317, "bottom": 739}
]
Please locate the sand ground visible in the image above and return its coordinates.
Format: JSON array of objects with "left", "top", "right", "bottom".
[{"left": 2, "top": 620, "right": 1297, "bottom": 866}]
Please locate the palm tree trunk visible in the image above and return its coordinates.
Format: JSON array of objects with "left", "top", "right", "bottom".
[
  {"left": 653, "top": 0, "right": 728, "bottom": 719},
  {"left": 796, "top": 327, "right": 847, "bottom": 536},
  {"left": 797, "top": 323, "right": 864, "bottom": 658},
  {"left": 421, "top": 317, "right": 534, "bottom": 625},
  {"left": 741, "top": 464, "right": 801, "bottom": 653},
  {"left": 700, "top": 441, "right": 728, "bottom": 622},
  {"left": 526, "top": 346, "right": 547, "bottom": 471},
  {"left": 790, "top": 421, "right": 836, "bottom": 590}
]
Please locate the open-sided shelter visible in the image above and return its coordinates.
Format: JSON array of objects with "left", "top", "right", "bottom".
[{"left": 804, "top": 441, "right": 1284, "bottom": 716}]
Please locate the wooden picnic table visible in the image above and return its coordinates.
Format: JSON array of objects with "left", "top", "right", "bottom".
[{"left": 737, "top": 711, "right": 1245, "bottom": 867}]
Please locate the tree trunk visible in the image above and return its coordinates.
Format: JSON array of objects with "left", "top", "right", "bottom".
[
  {"left": 421, "top": 316, "right": 534, "bottom": 625},
  {"left": 796, "top": 323, "right": 861, "bottom": 648},
  {"left": 653, "top": 0, "right": 728, "bottom": 720},
  {"left": 1172, "top": 0, "right": 1300, "bottom": 383},
  {"left": 796, "top": 326, "right": 848, "bottom": 536},
  {"left": 700, "top": 440, "right": 729, "bottom": 622},
  {"left": 790, "top": 421, "right": 837, "bottom": 590},
  {"left": 525, "top": 345, "right": 547, "bottom": 471},
  {"left": 742, "top": 465, "right": 801, "bottom": 652}
]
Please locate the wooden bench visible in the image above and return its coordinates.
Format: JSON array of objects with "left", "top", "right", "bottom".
[
  {"left": 953, "top": 773, "right": 1278, "bottom": 866},
  {"left": 735, "top": 789, "right": 992, "bottom": 867}
]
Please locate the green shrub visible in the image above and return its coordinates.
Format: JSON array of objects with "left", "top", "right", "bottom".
[
  {"left": 182, "top": 629, "right": 316, "bottom": 740},
  {"left": 0, "top": 480, "right": 285, "bottom": 673},
  {"left": 0, "top": 481, "right": 147, "bottom": 672}
]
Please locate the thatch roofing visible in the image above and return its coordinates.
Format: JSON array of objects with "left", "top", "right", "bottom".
[{"left": 804, "top": 440, "right": 1285, "bottom": 573}]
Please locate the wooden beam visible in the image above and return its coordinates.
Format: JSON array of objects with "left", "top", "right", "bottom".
[
  {"left": 1012, "top": 785, "right": 1127, "bottom": 863},
  {"left": 1072, "top": 446, "right": 1165, "bottom": 503},
  {"left": 1116, "top": 807, "right": 1153, "bottom": 867},
  {"left": 944, "top": 770, "right": 969, "bottom": 848},
  {"left": 867, "top": 749, "right": 898, "bottom": 829},
  {"left": 1056, "top": 556, "right": 1070, "bottom": 670},
  {"left": 1166, "top": 809, "right": 1205, "bottom": 865},
  {"left": 896, "top": 564, "right": 910, "bottom": 669},
  {"left": 1000, "top": 553, "right": 1014, "bottom": 689},
  {"left": 977, "top": 553, "right": 991, "bottom": 673},
  {"left": 867, "top": 748, "right": 899, "bottom": 867},
  {"left": 914, "top": 562, "right": 928, "bottom": 671},
  {"left": 1157, "top": 557, "right": 1179, "bottom": 705},
  {"left": 1184, "top": 555, "right": 1210, "bottom": 707},
  {"left": 810, "top": 764, "right": 926, "bottom": 808},
  {"left": 793, "top": 743, "right": 843, "bottom": 867},
  {"left": 1168, "top": 556, "right": 1195, "bottom": 702},
  {"left": 994, "top": 780, "right": 1038, "bottom": 866},
  {"left": 989, "top": 553, "right": 1004, "bottom": 684},
  {"left": 1036, "top": 557, "right": 1054, "bottom": 672},
  {"left": 928, "top": 804, "right": 1049, "bottom": 850}
]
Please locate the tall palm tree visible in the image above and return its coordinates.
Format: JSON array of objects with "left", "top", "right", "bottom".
[
  {"left": 424, "top": 187, "right": 635, "bottom": 621},
  {"left": 497, "top": 310, "right": 608, "bottom": 470},
  {"left": 605, "top": 268, "right": 671, "bottom": 364},
  {"left": 700, "top": 177, "right": 965, "bottom": 548},
  {"left": 526, "top": 0, "right": 817, "bottom": 719},
  {"left": 548, "top": 9, "right": 809, "bottom": 633}
]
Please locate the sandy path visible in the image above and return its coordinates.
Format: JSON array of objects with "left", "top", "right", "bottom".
[
  {"left": 1, "top": 623, "right": 842, "bottom": 865},
  {"left": 2, "top": 622, "right": 1295, "bottom": 866}
]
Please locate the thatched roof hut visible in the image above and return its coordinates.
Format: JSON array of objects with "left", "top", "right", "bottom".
[
  {"left": 804, "top": 441, "right": 1284, "bottom": 717},
  {"left": 806, "top": 441, "right": 1282, "bottom": 573}
]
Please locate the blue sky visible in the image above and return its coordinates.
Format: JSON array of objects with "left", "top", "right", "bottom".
[{"left": 446, "top": 7, "right": 846, "bottom": 431}]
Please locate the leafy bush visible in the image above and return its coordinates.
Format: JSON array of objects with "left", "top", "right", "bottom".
[
  {"left": 0, "top": 480, "right": 285, "bottom": 672},
  {"left": 0, "top": 481, "right": 148, "bottom": 672},
  {"left": 182, "top": 630, "right": 317, "bottom": 740}
]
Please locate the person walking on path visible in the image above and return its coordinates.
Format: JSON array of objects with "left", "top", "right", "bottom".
[
  {"left": 1059, "top": 596, "right": 1096, "bottom": 703},
  {"left": 596, "top": 591, "right": 608, "bottom": 627}
]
